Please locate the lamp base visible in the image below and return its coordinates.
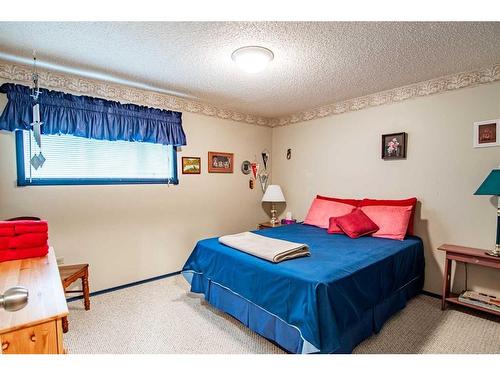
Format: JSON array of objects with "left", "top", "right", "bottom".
[
  {"left": 485, "top": 244, "right": 500, "bottom": 257},
  {"left": 485, "top": 250, "right": 500, "bottom": 257},
  {"left": 270, "top": 203, "right": 278, "bottom": 225}
]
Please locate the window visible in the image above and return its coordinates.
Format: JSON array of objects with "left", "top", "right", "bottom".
[{"left": 15, "top": 131, "right": 178, "bottom": 186}]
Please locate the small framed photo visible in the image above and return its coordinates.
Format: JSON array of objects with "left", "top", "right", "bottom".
[
  {"left": 382, "top": 132, "right": 407, "bottom": 159},
  {"left": 208, "top": 152, "right": 234, "bottom": 173},
  {"left": 473, "top": 119, "right": 499, "bottom": 148},
  {"left": 182, "top": 157, "right": 201, "bottom": 174}
]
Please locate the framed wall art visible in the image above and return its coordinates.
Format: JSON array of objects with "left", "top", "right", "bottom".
[
  {"left": 182, "top": 157, "right": 201, "bottom": 174},
  {"left": 381, "top": 132, "right": 407, "bottom": 160},
  {"left": 208, "top": 151, "right": 234, "bottom": 173},
  {"left": 473, "top": 119, "right": 499, "bottom": 148}
]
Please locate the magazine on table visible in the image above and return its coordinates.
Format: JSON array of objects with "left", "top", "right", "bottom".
[{"left": 458, "top": 290, "right": 500, "bottom": 312}]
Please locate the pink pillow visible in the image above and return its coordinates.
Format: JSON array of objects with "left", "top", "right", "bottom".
[
  {"left": 360, "top": 197, "right": 417, "bottom": 235},
  {"left": 360, "top": 205, "right": 413, "bottom": 240},
  {"left": 304, "top": 198, "right": 356, "bottom": 229},
  {"left": 332, "top": 209, "right": 379, "bottom": 238},
  {"left": 316, "top": 195, "right": 362, "bottom": 207}
]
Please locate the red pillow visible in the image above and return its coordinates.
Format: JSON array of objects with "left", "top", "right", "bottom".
[
  {"left": 360, "top": 197, "right": 417, "bottom": 235},
  {"left": 304, "top": 198, "right": 356, "bottom": 229},
  {"left": 333, "top": 209, "right": 379, "bottom": 239},
  {"left": 361, "top": 205, "right": 413, "bottom": 241},
  {"left": 328, "top": 216, "right": 347, "bottom": 234},
  {"left": 316, "top": 195, "right": 361, "bottom": 207}
]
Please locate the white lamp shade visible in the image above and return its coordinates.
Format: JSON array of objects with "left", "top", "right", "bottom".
[{"left": 262, "top": 185, "right": 285, "bottom": 202}]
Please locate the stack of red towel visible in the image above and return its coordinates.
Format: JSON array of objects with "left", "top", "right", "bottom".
[{"left": 0, "top": 220, "right": 49, "bottom": 262}]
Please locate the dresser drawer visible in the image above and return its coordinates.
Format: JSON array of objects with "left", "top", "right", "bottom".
[{"left": 1, "top": 320, "right": 60, "bottom": 354}]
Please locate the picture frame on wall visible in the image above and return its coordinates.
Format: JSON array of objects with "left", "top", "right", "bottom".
[
  {"left": 208, "top": 151, "right": 234, "bottom": 173},
  {"left": 182, "top": 157, "right": 201, "bottom": 174},
  {"left": 381, "top": 132, "right": 407, "bottom": 160},
  {"left": 473, "top": 119, "right": 499, "bottom": 148}
]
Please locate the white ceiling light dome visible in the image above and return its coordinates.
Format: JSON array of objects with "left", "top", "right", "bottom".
[{"left": 231, "top": 46, "right": 274, "bottom": 74}]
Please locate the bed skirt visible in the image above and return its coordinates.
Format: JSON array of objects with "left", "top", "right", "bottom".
[{"left": 182, "top": 270, "right": 423, "bottom": 354}]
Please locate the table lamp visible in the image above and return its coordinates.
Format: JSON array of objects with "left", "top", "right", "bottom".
[
  {"left": 474, "top": 168, "right": 500, "bottom": 257},
  {"left": 262, "top": 185, "right": 286, "bottom": 225}
]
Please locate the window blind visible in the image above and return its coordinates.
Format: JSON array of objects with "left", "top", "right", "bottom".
[{"left": 19, "top": 130, "right": 176, "bottom": 184}]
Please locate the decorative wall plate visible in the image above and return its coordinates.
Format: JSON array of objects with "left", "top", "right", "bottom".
[{"left": 241, "top": 160, "right": 251, "bottom": 174}]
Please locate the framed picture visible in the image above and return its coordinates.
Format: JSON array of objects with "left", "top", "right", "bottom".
[
  {"left": 182, "top": 157, "right": 201, "bottom": 174},
  {"left": 208, "top": 151, "right": 234, "bottom": 173},
  {"left": 473, "top": 119, "right": 499, "bottom": 148},
  {"left": 382, "top": 132, "right": 407, "bottom": 159}
]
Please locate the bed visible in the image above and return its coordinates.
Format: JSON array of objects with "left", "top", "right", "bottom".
[{"left": 182, "top": 223, "right": 425, "bottom": 354}]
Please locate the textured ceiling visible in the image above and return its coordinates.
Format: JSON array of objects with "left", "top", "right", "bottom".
[{"left": 0, "top": 22, "right": 499, "bottom": 119}]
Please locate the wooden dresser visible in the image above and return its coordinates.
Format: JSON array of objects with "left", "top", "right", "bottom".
[{"left": 0, "top": 248, "right": 68, "bottom": 354}]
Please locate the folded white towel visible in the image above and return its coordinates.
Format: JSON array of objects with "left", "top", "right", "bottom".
[{"left": 219, "top": 232, "right": 310, "bottom": 263}]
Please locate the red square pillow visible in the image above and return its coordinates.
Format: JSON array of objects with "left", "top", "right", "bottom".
[
  {"left": 316, "top": 195, "right": 362, "bottom": 207},
  {"left": 304, "top": 198, "right": 356, "bottom": 229},
  {"left": 360, "top": 205, "right": 413, "bottom": 241},
  {"left": 327, "top": 216, "right": 346, "bottom": 234},
  {"left": 333, "top": 209, "right": 379, "bottom": 239},
  {"left": 360, "top": 197, "right": 417, "bottom": 235}
]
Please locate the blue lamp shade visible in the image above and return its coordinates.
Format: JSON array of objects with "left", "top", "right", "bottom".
[{"left": 474, "top": 169, "right": 500, "bottom": 195}]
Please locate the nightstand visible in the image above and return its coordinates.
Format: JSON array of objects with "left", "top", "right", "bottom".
[
  {"left": 258, "top": 222, "right": 282, "bottom": 230},
  {"left": 437, "top": 244, "right": 500, "bottom": 317}
]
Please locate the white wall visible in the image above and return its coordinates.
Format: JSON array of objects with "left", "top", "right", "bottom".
[
  {"left": 0, "top": 86, "right": 272, "bottom": 291},
  {"left": 2, "top": 78, "right": 499, "bottom": 297},
  {"left": 272, "top": 82, "right": 500, "bottom": 295}
]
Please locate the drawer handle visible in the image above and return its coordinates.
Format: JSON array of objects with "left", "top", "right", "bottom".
[
  {"left": 30, "top": 334, "right": 36, "bottom": 343},
  {"left": 2, "top": 341, "right": 9, "bottom": 351}
]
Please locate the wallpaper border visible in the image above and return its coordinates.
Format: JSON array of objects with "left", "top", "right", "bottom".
[
  {"left": 1, "top": 60, "right": 499, "bottom": 128},
  {"left": 270, "top": 63, "right": 500, "bottom": 127},
  {"left": 0, "top": 60, "right": 274, "bottom": 127}
]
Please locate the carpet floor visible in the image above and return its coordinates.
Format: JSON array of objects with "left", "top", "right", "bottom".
[{"left": 64, "top": 275, "right": 500, "bottom": 354}]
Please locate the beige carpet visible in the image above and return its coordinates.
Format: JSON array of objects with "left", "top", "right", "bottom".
[{"left": 64, "top": 275, "right": 500, "bottom": 354}]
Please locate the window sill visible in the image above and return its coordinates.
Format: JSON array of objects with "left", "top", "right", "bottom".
[{"left": 17, "top": 178, "right": 179, "bottom": 186}]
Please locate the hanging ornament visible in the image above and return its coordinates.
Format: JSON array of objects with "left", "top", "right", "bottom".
[
  {"left": 261, "top": 150, "right": 270, "bottom": 171},
  {"left": 32, "top": 103, "right": 42, "bottom": 148},
  {"left": 29, "top": 51, "right": 45, "bottom": 171},
  {"left": 241, "top": 160, "right": 251, "bottom": 175},
  {"left": 259, "top": 171, "right": 269, "bottom": 193},
  {"left": 251, "top": 162, "right": 260, "bottom": 180}
]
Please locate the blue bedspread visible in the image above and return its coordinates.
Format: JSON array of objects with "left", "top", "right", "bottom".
[{"left": 182, "top": 224, "right": 424, "bottom": 353}]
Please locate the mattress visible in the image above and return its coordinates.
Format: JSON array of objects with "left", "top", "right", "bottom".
[{"left": 182, "top": 223, "right": 425, "bottom": 353}]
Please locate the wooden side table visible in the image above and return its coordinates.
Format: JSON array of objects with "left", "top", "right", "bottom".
[
  {"left": 258, "top": 222, "right": 282, "bottom": 230},
  {"left": 58, "top": 264, "right": 90, "bottom": 333},
  {"left": 437, "top": 244, "right": 500, "bottom": 317}
]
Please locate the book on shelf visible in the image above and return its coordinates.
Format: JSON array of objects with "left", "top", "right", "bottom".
[{"left": 458, "top": 290, "right": 500, "bottom": 312}]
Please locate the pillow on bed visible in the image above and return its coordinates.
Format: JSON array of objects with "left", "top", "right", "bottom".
[
  {"left": 332, "top": 209, "right": 379, "bottom": 238},
  {"left": 304, "top": 198, "right": 356, "bottom": 229},
  {"left": 360, "top": 197, "right": 417, "bottom": 235},
  {"left": 327, "top": 216, "right": 344, "bottom": 234},
  {"left": 360, "top": 205, "right": 413, "bottom": 241},
  {"left": 316, "top": 195, "right": 362, "bottom": 207}
]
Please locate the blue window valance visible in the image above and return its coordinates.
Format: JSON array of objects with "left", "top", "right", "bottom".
[{"left": 0, "top": 83, "right": 186, "bottom": 146}]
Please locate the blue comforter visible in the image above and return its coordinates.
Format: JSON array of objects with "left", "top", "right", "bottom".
[{"left": 182, "top": 224, "right": 424, "bottom": 353}]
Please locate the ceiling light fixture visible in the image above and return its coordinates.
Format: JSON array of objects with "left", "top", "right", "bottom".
[{"left": 231, "top": 46, "right": 274, "bottom": 74}]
